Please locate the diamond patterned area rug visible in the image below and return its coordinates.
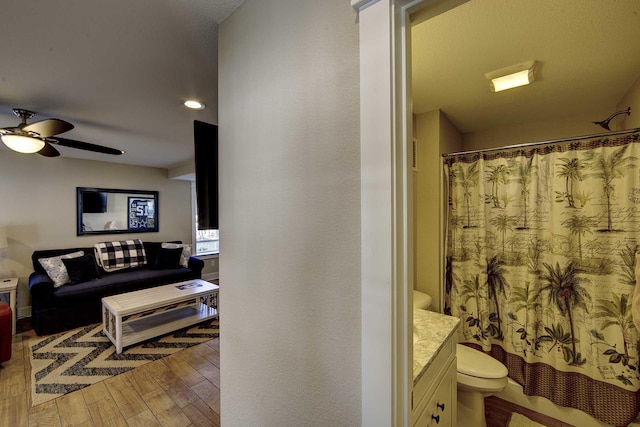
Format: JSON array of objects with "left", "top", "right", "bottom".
[{"left": 29, "top": 319, "right": 219, "bottom": 407}]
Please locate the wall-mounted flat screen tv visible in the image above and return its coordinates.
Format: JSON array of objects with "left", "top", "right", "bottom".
[
  {"left": 194, "top": 120, "right": 218, "bottom": 230},
  {"left": 82, "top": 191, "right": 108, "bottom": 213}
]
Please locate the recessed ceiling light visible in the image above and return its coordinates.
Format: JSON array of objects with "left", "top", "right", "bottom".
[
  {"left": 486, "top": 60, "right": 537, "bottom": 92},
  {"left": 184, "top": 100, "right": 206, "bottom": 110}
]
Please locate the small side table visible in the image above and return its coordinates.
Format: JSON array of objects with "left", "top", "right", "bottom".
[{"left": 0, "top": 278, "right": 17, "bottom": 335}]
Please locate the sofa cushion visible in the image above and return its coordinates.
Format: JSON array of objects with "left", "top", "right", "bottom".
[
  {"left": 161, "top": 243, "right": 191, "bottom": 267},
  {"left": 52, "top": 268, "right": 197, "bottom": 305},
  {"left": 38, "top": 251, "right": 85, "bottom": 287},
  {"left": 62, "top": 254, "right": 101, "bottom": 285},
  {"left": 143, "top": 242, "right": 162, "bottom": 268},
  {"left": 142, "top": 241, "right": 182, "bottom": 268},
  {"left": 94, "top": 239, "right": 147, "bottom": 272},
  {"left": 32, "top": 248, "right": 96, "bottom": 275},
  {"left": 153, "top": 247, "right": 183, "bottom": 270}
]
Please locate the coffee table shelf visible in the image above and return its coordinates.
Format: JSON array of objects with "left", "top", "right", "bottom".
[{"left": 102, "top": 279, "right": 219, "bottom": 354}]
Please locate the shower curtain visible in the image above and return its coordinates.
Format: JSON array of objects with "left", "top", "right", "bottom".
[{"left": 444, "top": 130, "right": 640, "bottom": 427}]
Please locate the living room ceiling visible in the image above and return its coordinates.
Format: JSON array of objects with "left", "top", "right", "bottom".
[
  {"left": 412, "top": 0, "right": 640, "bottom": 135},
  {"left": 0, "top": 0, "right": 244, "bottom": 169}
]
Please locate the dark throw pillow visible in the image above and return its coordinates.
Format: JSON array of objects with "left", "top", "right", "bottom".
[
  {"left": 61, "top": 254, "right": 101, "bottom": 285},
  {"left": 153, "top": 247, "right": 183, "bottom": 270}
]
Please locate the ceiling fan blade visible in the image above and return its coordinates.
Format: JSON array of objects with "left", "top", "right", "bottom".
[
  {"left": 53, "top": 137, "right": 125, "bottom": 155},
  {"left": 37, "top": 141, "right": 60, "bottom": 157},
  {"left": 0, "top": 126, "right": 19, "bottom": 134},
  {"left": 23, "top": 118, "right": 74, "bottom": 137}
]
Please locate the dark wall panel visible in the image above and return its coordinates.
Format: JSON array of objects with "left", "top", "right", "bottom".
[{"left": 194, "top": 120, "right": 218, "bottom": 230}]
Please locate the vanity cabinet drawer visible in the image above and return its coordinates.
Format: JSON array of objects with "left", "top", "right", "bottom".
[
  {"left": 413, "top": 333, "right": 455, "bottom": 412},
  {"left": 414, "top": 357, "right": 456, "bottom": 426}
]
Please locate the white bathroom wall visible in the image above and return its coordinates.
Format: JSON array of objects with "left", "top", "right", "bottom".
[
  {"left": 618, "top": 72, "right": 640, "bottom": 130},
  {"left": 462, "top": 110, "right": 617, "bottom": 151},
  {"left": 414, "top": 110, "right": 462, "bottom": 312}
]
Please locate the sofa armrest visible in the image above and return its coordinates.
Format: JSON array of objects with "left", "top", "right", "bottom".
[
  {"left": 29, "top": 272, "right": 55, "bottom": 308},
  {"left": 188, "top": 256, "right": 205, "bottom": 277}
]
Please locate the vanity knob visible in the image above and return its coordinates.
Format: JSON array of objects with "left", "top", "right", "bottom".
[
  {"left": 431, "top": 414, "right": 440, "bottom": 424},
  {"left": 437, "top": 402, "right": 445, "bottom": 411}
]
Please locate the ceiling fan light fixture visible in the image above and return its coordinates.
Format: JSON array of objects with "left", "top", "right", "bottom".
[
  {"left": 486, "top": 60, "right": 536, "bottom": 92},
  {"left": 1, "top": 134, "right": 45, "bottom": 153},
  {"left": 184, "top": 100, "right": 206, "bottom": 110}
]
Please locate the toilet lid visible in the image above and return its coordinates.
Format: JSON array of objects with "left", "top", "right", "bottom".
[{"left": 456, "top": 344, "right": 508, "bottom": 379}]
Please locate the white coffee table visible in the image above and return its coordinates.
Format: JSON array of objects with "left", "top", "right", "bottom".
[{"left": 102, "top": 279, "right": 219, "bottom": 354}]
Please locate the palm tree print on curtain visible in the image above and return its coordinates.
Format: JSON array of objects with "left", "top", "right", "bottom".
[
  {"left": 452, "top": 161, "right": 479, "bottom": 228},
  {"left": 536, "top": 261, "right": 590, "bottom": 365},
  {"left": 555, "top": 157, "right": 586, "bottom": 208},
  {"left": 443, "top": 131, "right": 640, "bottom": 427}
]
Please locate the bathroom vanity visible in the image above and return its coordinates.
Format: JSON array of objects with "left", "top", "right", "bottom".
[{"left": 413, "top": 310, "right": 460, "bottom": 426}]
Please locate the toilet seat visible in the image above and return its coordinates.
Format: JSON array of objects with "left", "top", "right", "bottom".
[
  {"left": 456, "top": 344, "right": 508, "bottom": 378},
  {"left": 457, "top": 371, "right": 508, "bottom": 393}
]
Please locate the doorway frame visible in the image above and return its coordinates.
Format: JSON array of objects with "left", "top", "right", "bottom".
[{"left": 353, "top": 0, "right": 465, "bottom": 425}]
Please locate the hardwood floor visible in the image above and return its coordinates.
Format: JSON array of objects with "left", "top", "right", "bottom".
[
  {"left": 3, "top": 318, "right": 568, "bottom": 427},
  {"left": 0, "top": 328, "right": 221, "bottom": 427}
]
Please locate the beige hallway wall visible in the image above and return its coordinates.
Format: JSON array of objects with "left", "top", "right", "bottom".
[{"left": 217, "top": 0, "right": 360, "bottom": 425}]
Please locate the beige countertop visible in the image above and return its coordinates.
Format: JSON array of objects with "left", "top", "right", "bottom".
[{"left": 413, "top": 309, "right": 460, "bottom": 385}]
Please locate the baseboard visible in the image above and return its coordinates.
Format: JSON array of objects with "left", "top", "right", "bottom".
[
  {"left": 203, "top": 272, "right": 219, "bottom": 281},
  {"left": 18, "top": 305, "right": 32, "bottom": 319}
]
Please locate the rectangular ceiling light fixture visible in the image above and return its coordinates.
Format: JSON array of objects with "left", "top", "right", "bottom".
[{"left": 486, "top": 60, "right": 536, "bottom": 93}]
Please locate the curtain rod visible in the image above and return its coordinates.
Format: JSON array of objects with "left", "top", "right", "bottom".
[{"left": 441, "top": 127, "right": 640, "bottom": 157}]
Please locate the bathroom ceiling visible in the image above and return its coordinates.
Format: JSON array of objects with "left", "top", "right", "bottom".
[
  {"left": 0, "top": 0, "right": 244, "bottom": 169},
  {"left": 412, "top": 0, "right": 640, "bottom": 134}
]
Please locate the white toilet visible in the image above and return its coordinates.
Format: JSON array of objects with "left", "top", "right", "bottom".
[
  {"left": 413, "top": 290, "right": 508, "bottom": 427},
  {"left": 413, "top": 289, "right": 432, "bottom": 312},
  {"left": 456, "top": 343, "right": 508, "bottom": 427}
]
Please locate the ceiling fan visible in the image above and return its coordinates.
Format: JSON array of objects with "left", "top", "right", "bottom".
[{"left": 0, "top": 108, "right": 124, "bottom": 157}]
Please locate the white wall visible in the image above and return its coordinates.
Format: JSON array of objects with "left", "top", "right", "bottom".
[
  {"left": 618, "top": 72, "right": 640, "bottom": 130},
  {"left": 414, "top": 110, "right": 462, "bottom": 311},
  {"left": 462, "top": 109, "right": 617, "bottom": 152},
  {"left": 218, "top": 0, "right": 360, "bottom": 425},
  {"left": 0, "top": 150, "right": 193, "bottom": 316}
]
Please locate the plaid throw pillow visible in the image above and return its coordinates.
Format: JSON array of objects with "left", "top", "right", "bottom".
[{"left": 94, "top": 239, "right": 147, "bottom": 272}]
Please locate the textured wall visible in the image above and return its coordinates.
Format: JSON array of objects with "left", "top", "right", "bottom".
[
  {"left": 414, "top": 110, "right": 440, "bottom": 310},
  {"left": 461, "top": 110, "right": 618, "bottom": 152},
  {"left": 414, "top": 110, "right": 462, "bottom": 312},
  {"left": 618, "top": 73, "right": 640, "bottom": 130},
  {"left": 218, "top": 0, "right": 360, "bottom": 425}
]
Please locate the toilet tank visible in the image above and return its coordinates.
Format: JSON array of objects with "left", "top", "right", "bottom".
[{"left": 413, "top": 290, "right": 432, "bottom": 310}]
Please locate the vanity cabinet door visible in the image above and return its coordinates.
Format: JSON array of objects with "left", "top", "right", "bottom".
[{"left": 414, "top": 357, "right": 456, "bottom": 426}]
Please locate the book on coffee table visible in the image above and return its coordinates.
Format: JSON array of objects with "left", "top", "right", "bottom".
[{"left": 175, "top": 282, "right": 203, "bottom": 290}]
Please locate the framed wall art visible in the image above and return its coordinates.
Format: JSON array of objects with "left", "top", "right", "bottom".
[{"left": 127, "top": 197, "right": 157, "bottom": 231}]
